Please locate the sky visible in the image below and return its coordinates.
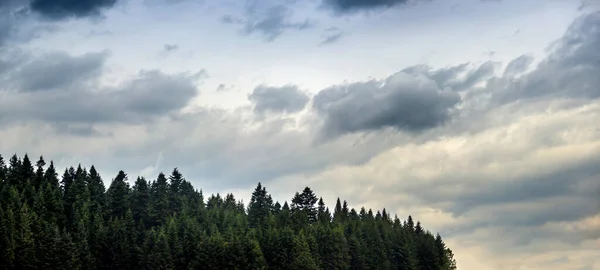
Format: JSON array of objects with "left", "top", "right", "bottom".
[{"left": 1, "top": 0, "right": 600, "bottom": 269}]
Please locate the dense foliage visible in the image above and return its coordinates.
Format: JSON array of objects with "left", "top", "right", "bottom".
[{"left": 0, "top": 153, "right": 456, "bottom": 270}]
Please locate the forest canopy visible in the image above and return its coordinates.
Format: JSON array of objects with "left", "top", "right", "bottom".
[{"left": 0, "top": 153, "right": 456, "bottom": 269}]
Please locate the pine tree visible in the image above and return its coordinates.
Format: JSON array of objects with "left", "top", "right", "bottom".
[
  {"left": 34, "top": 156, "right": 46, "bottom": 190},
  {"left": 168, "top": 168, "right": 184, "bottom": 214},
  {"left": 0, "top": 154, "right": 6, "bottom": 183},
  {"left": 291, "top": 187, "right": 318, "bottom": 225},
  {"left": 149, "top": 173, "right": 170, "bottom": 226},
  {"left": 106, "top": 171, "right": 130, "bottom": 218},
  {"left": 87, "top": 166, "right": 106, "bottom": 219},
  {"left": 131, "top": 177, "right": 150, "bottom": 226},
  {"left": 248, "top": 183, "right": 273, "bottom": 229}
]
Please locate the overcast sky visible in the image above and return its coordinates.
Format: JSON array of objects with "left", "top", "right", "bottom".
[{"left": 1, "top": 0, "right": 600, "bottom": 269}]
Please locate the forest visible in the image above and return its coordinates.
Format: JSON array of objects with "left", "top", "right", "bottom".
[{"left": 0, "top": 153, "right": 457, "bottom": 270}]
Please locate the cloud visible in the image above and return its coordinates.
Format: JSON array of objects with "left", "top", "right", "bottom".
[
  {"left": 319, "top": 32, "right": 342, "bottom": 45},
  {"left": 503, "top": 54, "right": 534, "bottom": 76},
  {"left": 29, "top": 0, "right": 118, "bottom": 20},
  {"left": 0, "top": 17, "right": 12, "bottom": 47},
  {"left": 403, "top": 61, "right": 499, "bottom": 91},
  {"left": 489, "top": 12, "right": 600, "bottom": 105},
  {"left": 0, "top": 51, "right": 205, "bottom": 126},
  {"left": 222, "top": 1, "right": 313, "bottom": 41},
  {"left": 248, "top": 84, "right": 310, "bottom": 114},
  {"left": 53, "top": 122, "right": 112, "bottom": 137},
  {"left": 216, "top": 83, "right": 233, "bottom": 92},
  {"left": 158, "top": 44, "right": 179, "bottom": 58},
  {"left": 312, "top": 71, "right": 461, "bottom": 139},
  {"left": 0, "top": 0, "right": 28, "bottom": 46},
  {"left": 318, "top": 27, "right": 343, "bottom": 46},
  {"left": 244, "top": 5, "right": 312, "bottom": 41},
  {"left": 2, "top": 51, "right": 107, "bottom": 92},
  {"left": 321, "top": 0, "right": 412, "bottom": 14},
  {"left": 163, "top": 44, "right": 178, "bottom": 52}
]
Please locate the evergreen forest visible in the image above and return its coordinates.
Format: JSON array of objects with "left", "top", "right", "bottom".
[{"left": 0, "top": 153, "right": 457, "bottom": 270}]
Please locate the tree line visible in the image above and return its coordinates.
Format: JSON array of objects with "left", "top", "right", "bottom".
[{"left": 0, "top": 153, "right": 457, "bottom": 269}]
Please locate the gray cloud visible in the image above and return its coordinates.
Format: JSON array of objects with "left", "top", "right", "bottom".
[
  {"left": 222, "top": 1, "right": 312, "bottom": 42},
  {"left": 322, "top": 0, "right": 411, "bottom": 14},
  {"left": 3, "top": 51, "right": 107, "bottom": 92},
  {"left": 503, "top": 54, "right": 534, "bottom": 76},
  {"left": 248, "top": 84, "right": 310, "bottom": 114},
  {"left": 0, "top": 17, "right": 12, "bottom": 47},
  {"left": 0, "top": 0, "right": 27, "bottom": 46},
  {"left": 318, "top": 32, "right": 343, "bottom": 46},
  {"left": 163, "top": 44, "right": 178, "bottom": 52},
  {"left": 216, "top": 83, "right": 233, "bottom": 92},
  {"left": 53, "top": 123, "right": 112, "bottom": 137},
  {"left": 0, "top": 51, "right": 204, "bottom": 126},
  {"left": 29, "top": 0, "right": 118, "bottom": 20},
  {"left": 403, "top": 61, "right": 499, "bottom": 91},
  {"left": 491, "top": 11, "right": 600, "bottom": 104},
  {"left": 402, "top": 63, "right": 469, "bottom": 90},
  {"left": 244, "top": 5, "right": 311, "bottom": 41},
  {"left": 429, "top": 152, "right": 600, "bottom": 226},
  {"left": 312, "top": 72, "right": 461, "bottom": 138}
]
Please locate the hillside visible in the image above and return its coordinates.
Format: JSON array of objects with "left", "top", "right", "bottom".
[{"left": 0, "top": 153, "right": 456, "bottom": 269}]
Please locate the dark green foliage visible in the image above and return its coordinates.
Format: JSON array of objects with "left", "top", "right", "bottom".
[
  {"left": 291, "top": 187, "right": 319, "bottom": 225},
  {"left": 248, "top": 183, "right": 274, "bottom": 229},
  {"left": 0, "top": 153, "right": 457, "bottom": 270}
]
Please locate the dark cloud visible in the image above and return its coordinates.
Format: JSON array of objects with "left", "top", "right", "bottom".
[
  {"left": 29, "top": 0, "right": 118, "bottom": 20},
  {"left": 446, "top": 156, "right": 600, "bottom": 225},
  {"left": 322, "top": 0, "right": 411, "bottom": 14},
  {"left": 222, "top": 1, "right": 312, "bottom": 42},
  {"left": 248, "top": 85, "right": 310, "bottom": 114},
  {"left": 312, "top": 72, "right": 461, "bottom": 138},
  {"left": 3, "top": 51, "right": 107, "bottom": 92},
  {"left": 0, "top": 51, "right": 204, "bottom": 126}
]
